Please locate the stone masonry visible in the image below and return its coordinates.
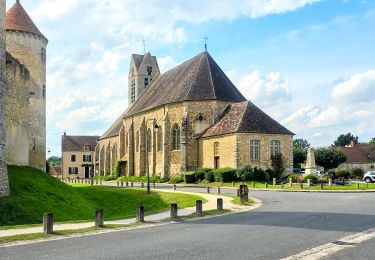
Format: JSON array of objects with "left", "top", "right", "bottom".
[{"left": 0, "top": 0, "right": 9, "bottom": 197}]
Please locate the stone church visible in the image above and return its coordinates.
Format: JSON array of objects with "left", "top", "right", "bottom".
[
  {"left": 0, "top": 0, "right": 47, "bottom": 196},
  {"left": 96, "top": 51, "right": 294, "bottom": 178}
]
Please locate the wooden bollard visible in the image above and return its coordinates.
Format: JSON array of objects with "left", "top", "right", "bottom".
[
  {"left": 289, "top": 178, "right": 292, "bottom": 186},
  {"left": 136, "top": 206, "right": 144, "bottom": 222},
  {"left": 232, "top": 182, "right": 235, "bottom": 187},
  {"left": 95, "top": 209, "right": 104, "bottom": 227},
  {"left": 206, "top": 186, "right": 210, "bottom": 193},
  {"left": 117, "top": 182, "right": 119, "bottom": 187},
  {"left": 240, "top": 195, "right": 246, "bottom": 204},
  {"left": 153, "top": 182, "right": 156, "bottom": 189},
  {"left": 273, "top": 178, "right": 276, "bottom": 186},
  {"left": 43, "top": 213, "right": 54, "bottom": 234},
  {"left": 356, "top": 183, "right": 360, "bottom": 190},
  {"left": 96, "top": 180, "right": 98, "bottom": 185},
  {"left": 170, "top": 204, "right": 178, "bottom": 219},
  {"left": 265, "top": 183, "right": 268, "bottom": 188},
  {"left": 121, "top": 181, "right": 124, "bottom": 187},
  {"left": 217, "top": 198, "right": 223, "bottom": 210},
  {"left": 100, "top": 180, "right": 102, "bottom": 185},
  {"left": 126, "top": 181, "right": 129, "bottom": 187},
  {"left": 131, "top": 182, "right": 134, "bottom": 187},
  {"left": 217, "top": 187, "right": 221, "bottom": 194},
  {"left": 300, "top": 183, "right": 304, "bottom": 190},
  {"left": 307, "top": 179, "right": 311, "bottom": 188},
  {"left": 173, "top": 184, "right": 176, "bottom": 190},
  {"left": 252, "top": 182, "right": 255, "bottom": 188},
  {"left": 320, "top": 183, "right": 324, "bottom": 190},
  {"left": 196, "top": 200, "right": 203, "bottom": 214}
]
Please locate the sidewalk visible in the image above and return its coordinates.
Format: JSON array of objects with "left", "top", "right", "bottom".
[{"left": 0, "top": 189, "right": 258, "bottom": 238}]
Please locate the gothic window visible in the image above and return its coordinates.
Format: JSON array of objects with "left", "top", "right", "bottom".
[
  {"left": 194, "top": 114, "right": 209, "bottom": 134},
  {"left": 172, "top": 124, "right": 181, "bottom": 151},
  {"left": 144, "top": 78, "right": 149, "bottom": 88},
  {"left": 147, "top": 66, "right": 152, "bottom": 76},
  {"left": 270, "top": 140, "right": 281, "bottom": 159},
  {"left": 157, "top": 127, "right": 162, "bottom": 152},
  {"left": 250, "top": 139, "right": 261, "bottom": 161},
  {"left": 146, "top": 129, "right": 152, "bottom": 152}
]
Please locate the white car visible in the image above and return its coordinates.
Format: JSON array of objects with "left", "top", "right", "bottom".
[{"left": 363, "top": 171, "right": 375, "bottom": 183}]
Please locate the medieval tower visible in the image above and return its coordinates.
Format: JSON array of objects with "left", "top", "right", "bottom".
[
  {"left": 0, "top": 0, "right": 9, "bottom": 197},
  {"left": 4, "top": 0, "right": 48, "bottom": 171},
  {"left": 128, "top": 52, "right": 159, "bottom": 106}
]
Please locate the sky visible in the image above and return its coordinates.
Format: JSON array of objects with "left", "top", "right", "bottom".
[{"left": 6, "top": 0, "right": 375, "bottom": 156}]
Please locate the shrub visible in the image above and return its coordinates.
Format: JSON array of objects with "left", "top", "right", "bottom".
[
  {"left": 184, "top": 171, "right": 196, "bottom": 183},
  {"left": 213, "top": 168, "right": 237, "bottom": 182},
  {"left": 93, "top": 175, "right": 117, "bottom": 181},
  {"left": 265, "top": 168, "right": 277, "bottom": 179},
  {"left": 335, "top": 169, "right": 351, "bottom": 179},
  {"left": 252, "top": 167, "right": 269, "bottom": 181},
  {"left": 195, "top": 168, "right": 213, "bottom": 182},
  {"left": 236, "top": 166, "right": 253, "bottom": 181},
  {"left": 351, "top": 168, "right": 364, "bottom": 180},
  {"left": 271, "top": 153, "right": 285, "bottom": 179},
  {"left": 168, "top": 177, "right": 184, "bottom": 184},
  {"left": 304, "top": 174, "right": 318, "bottom": 183},
  {"left": 288, "top": 173, "right": 303, "bottom": 182},
  {"left": 113, "top": 161, "right": 123, "bottom": 178}
]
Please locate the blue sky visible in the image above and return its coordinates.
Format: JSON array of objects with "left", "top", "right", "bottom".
[{"left": 6, "top": 0, "right": 375, "bottom": 156}]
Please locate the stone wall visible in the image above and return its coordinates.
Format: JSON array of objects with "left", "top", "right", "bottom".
[
  {"left": 0, "top": 0, "right": 9, "bottom": 197},
  {"left": 337, "top": 162, "right": 375, "bottom": 173},
  {"left": 5, "top": 29, "right": 48, "bottom": 171}
]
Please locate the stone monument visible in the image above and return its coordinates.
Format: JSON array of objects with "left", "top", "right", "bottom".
[{"left": 305, "top": 147, "right": 317, "bottom": 175}]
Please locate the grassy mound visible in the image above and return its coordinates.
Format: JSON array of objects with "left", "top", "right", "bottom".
[{"left": 0, "top": 166, "right": 203, "bottom": 226}]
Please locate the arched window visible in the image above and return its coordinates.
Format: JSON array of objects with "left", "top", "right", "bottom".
[
  {"left": 172, "top": 124, "right": 181, "bottom": 150},
  {"left": 146, "top": 129, "right": 152, "bottom": 152},
  {"left": 157, "top": 127, "right": 162, "bottom": 152},
  {"left": 214, "top": 142, "right": 220, "bottom": 156},
  {"left": 250, "top": 139, "right": 261, "bottom": 161},
  {"left": 270, "top": 140, "right": 281, "bottom": 159},
  {"left": 194, "top": 114, "right": 209, "bottom": 134}
]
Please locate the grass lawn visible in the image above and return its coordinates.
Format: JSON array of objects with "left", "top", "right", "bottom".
[
  {"left": 0, "top": 166, "right": 205, "bottom": 227},
  {"left": 194, "top": 181, "right": 375, "bottom": 190}
]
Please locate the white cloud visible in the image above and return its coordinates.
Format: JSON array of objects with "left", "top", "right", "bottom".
[
  {"left": 158, "top": 56, "right": 179, "bottom": 73},
  {"left": 332, "top": 69, "right": 375, "bottom": 103}
]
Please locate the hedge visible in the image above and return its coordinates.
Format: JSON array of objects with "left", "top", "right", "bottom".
[
  {"left": 304, "top": 174, "right": 318, "bottom": 182},
  {"left": 213, "top": 168, "right": 237, "bottom": 182},
  {"left": 184, "top": 171, "right": 196, "bottom": 183},
  {"left": 335, "top": 169, "right": 351, "bottom": 179},
  {"left": 195, "top": 168, "right": 213, "bottom": 182}
]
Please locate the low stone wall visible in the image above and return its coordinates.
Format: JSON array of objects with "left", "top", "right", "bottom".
[{"left": 337, "top": 162, "right": 375, "bottom": 172}]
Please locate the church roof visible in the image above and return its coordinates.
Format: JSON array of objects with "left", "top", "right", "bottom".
[
  {"left": 132, "top": 53, "right": 158, "bottom": 71},
  {"left": 62, "top": 135, "right": 99, "bottom": 152},
  {"left": 5, "top": 0, "right": 47, "bottom": 40},
  {"left": 201, "top": 101, "right": 294, "bottom": 138},
  {"left": 126, "top": 51, "right": 246, "bottom": 116}
]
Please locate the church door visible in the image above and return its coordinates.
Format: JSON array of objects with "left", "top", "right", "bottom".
[{"left": 214, "top": 156, "right": 220, "bottom": 169}]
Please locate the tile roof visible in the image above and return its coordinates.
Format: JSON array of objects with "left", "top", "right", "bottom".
[
  {"left": 62, "top": 135, "right": 99, "bottom": 152},
  {"left": 201, "top": 101, "right": 294, "bottom": 138},
  {"left": 126, "top": 51, "right": 246, "bottom": 116},
  {"left": 5, "top": 0, "right": 47, "bottom": 40},
  {"left": 342, "top": 144, "right": 371, "bottom": 163}
]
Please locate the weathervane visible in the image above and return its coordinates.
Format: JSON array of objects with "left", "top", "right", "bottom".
[
  {"left": 142, "top": 39, "right": 146, "bottom": 54},
  {"left": 204, "top": 36, "right": 208, "bottom": 52}
]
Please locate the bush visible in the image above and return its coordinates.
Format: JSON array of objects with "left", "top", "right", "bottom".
[
  {"left": 304, "top": 174, "right": 318, "bottom": 183},
  {"left": 195, "top": 168, "right": 213, "bottom": 182},
  {"left": 213, "top": 168, "right": 237, "bottom": 182},
  {"left": 184, "top": 171, "right": 196, "bottom": 183},
  {"left": 116, "top": 176, "right": 168, "bottom": 183},
  {"left": 288, "top": 173, "right": 303, "bottom": 182},
  {"left": 335, "top": 169, "right": 351, "bottom": 179},
  {"left": 113, "top": 161, "right": 122, "bottom": 178},
  {"left": 252, "top": 167, "right": 269, "bottom": 181},
  {"left": 351, "top": 168, "right": 364, "bottom": 180},
  {"left": 168, "top": 177, "right": 184, "bottom": 184},
  {"left": 265, "top": 168, "right": 277, "bottom": 179},
  {"left": 93, "top": 175, "right": 117, "bottom": 181},
  {"left": 236, "top": 166, "right": 253, "bottom": 181},
  {"left": 271, "top": 153, "right": 285, "bottom": 179}
]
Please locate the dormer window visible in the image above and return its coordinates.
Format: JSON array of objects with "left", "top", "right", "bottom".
[{"left": 83, "top": 145, "right": 91, "bottom": 151}]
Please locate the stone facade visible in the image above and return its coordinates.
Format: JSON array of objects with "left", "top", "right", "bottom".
[
  {"left": 4, "top": 1, "right": 48, "bottom": 171},
  {"left": 0, "top": 0, "right": 9, "bottom": 197}
]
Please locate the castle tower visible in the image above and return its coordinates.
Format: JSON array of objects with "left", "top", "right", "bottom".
[
  {"left": 128, "top": 52, "right": 159, "bottom": 106},
  {"left": 5, "top": 0, "right": 48, "bottom": 171},
  {"left": 0, "top": 0, "right": 9, "bottom": 196}
]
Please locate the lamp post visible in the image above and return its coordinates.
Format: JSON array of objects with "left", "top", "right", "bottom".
[{"left": 145, "top": 119, "right": 159, "bottom": 194}]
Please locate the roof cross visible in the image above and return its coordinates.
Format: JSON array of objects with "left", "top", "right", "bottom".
[{"left": 204, "top": 36, "right": 208, "bottom": 52}]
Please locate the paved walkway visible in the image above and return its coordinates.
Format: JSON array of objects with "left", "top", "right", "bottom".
[{"left": 0, "top": 189, "right": 258, "bottom": 238}]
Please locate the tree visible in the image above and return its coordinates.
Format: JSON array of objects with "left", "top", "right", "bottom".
[
  {"left": 369, "top": 138, "right": 375, "bottom": 145},
  {"left": 271, "top": 153, "right": 285, "bottom": 179},
  {"left": 333, "top": 133, "right": 358, "bottom": 147},
  {"left": 315, "top": 147, "right": 347, "bottom": 170},
  {"left": 293, "top": 139, "right": 310, "bottom": 168},
  {"left": 47, "top": 156, "right": 61, "bottom": 166},
  {"left": 369, "top": 144, "right": 375, "bottom": 161}
]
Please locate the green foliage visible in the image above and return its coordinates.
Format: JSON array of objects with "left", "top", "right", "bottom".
[
  {"left": 315, "top": 147, "right": 347, "bottom": 170},
  {"left": 335, "top": 169, "right": 351, "bottom": 179},
  {"left": 93, "top": 175, "right": 117, "bottom": 181},
  {"left": 213, "top": 168, "right": 237, "bottom": 182},
  {"left": 333, "top": 133, "right": 359, "bottom": 147},
  {"left": 304, "top": 174, "right": 318, "bottom": 182},
  {"left": 47, "top": 156, "right": 61, "bottom": 166},
  {"left": 294, "top": 139, "right": 310, "bottom": 150},
  {"left": 168, "top": 177, "right": 184, "bottom": 184},
  {"left": 271, "top": 153, "right": 285, "bottom": 179},
  {"left": 184, "top": 171, "right": 196, "bottom": 184},
  {"left": 194, "top": 168, "right": 213, "bottom": 182},
  {"left": 288, "top": 173, "right": 303, "bottom": 182},
  {"left": 293, "top": 139, "right": 310, "bottom": 168},
  {"left": 370, "top": 138, "right": 375, "bottom": 145},
  {"left": 252, "top": 167, "right": 270, "bottom": 181},
  {"left": 116, "top": 176, "right": 169, "bottom": 183},
  {"left": 236, "top": 166, "right": 253, "bottom": 181},
  {"left": 113, "top": 161, "right": 122, "bottom": 178},
  {"left": 351, "top": 168, "right": 364, "bottom": 180},
  {"left": 0, "top": 166, "right": 202, "bottom": 226},
  {"left": 369, "top": 144, "right": 375, "bottom": 161}
]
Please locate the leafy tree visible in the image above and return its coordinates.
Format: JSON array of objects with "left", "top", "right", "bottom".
[
  {"left": 271, "top": 153, "right": 285, "bottom": 179},
  {"left": 333, "top": 133, "right": 358, "bottom": 147},
  {"left": 315, "top": 147, "right": 347, "bottom": 170},
  {"left": 47, "top": 156, "right": 61, "bottom": 166},
  {"left": 293, "top": 139, "right": 310, "bottom": 168},
  {"left": 369, "top": 138, "right": 375, "bottom": 145}
]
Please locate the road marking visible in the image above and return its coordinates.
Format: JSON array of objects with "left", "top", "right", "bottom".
[{"left": 282, "top": 228, "right": 375, "bottom": 260}]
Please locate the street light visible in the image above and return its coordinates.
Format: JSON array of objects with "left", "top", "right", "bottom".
[{"left": 145, "top": 119, "right": 159, "bottom": 194}]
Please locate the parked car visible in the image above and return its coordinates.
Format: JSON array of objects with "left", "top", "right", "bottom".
[{"left": 363, "top": 171, "right": 375, "bottom": 183}]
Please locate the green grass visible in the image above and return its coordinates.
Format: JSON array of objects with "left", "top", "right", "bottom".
[
  {"left": 231, "top": 196, "right": 254, "bottom": 206},
  {"left": 0, "top": 166, "right": 205, "bottom": 226},
  {"left": 194, "top": 181, "right": 375, "bottom": 191}
]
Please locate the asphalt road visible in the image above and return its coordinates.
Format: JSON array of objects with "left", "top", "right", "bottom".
[{"left": 1, "top": 187, "right": 375, "bottom": 260}]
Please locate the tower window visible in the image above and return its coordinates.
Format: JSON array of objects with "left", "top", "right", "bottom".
[
  {"left": 144, "top": 78, "right": 149, "bottom": 88},
  {"left": 147, "top": 66, "right": 152, "bottom": 76}
]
